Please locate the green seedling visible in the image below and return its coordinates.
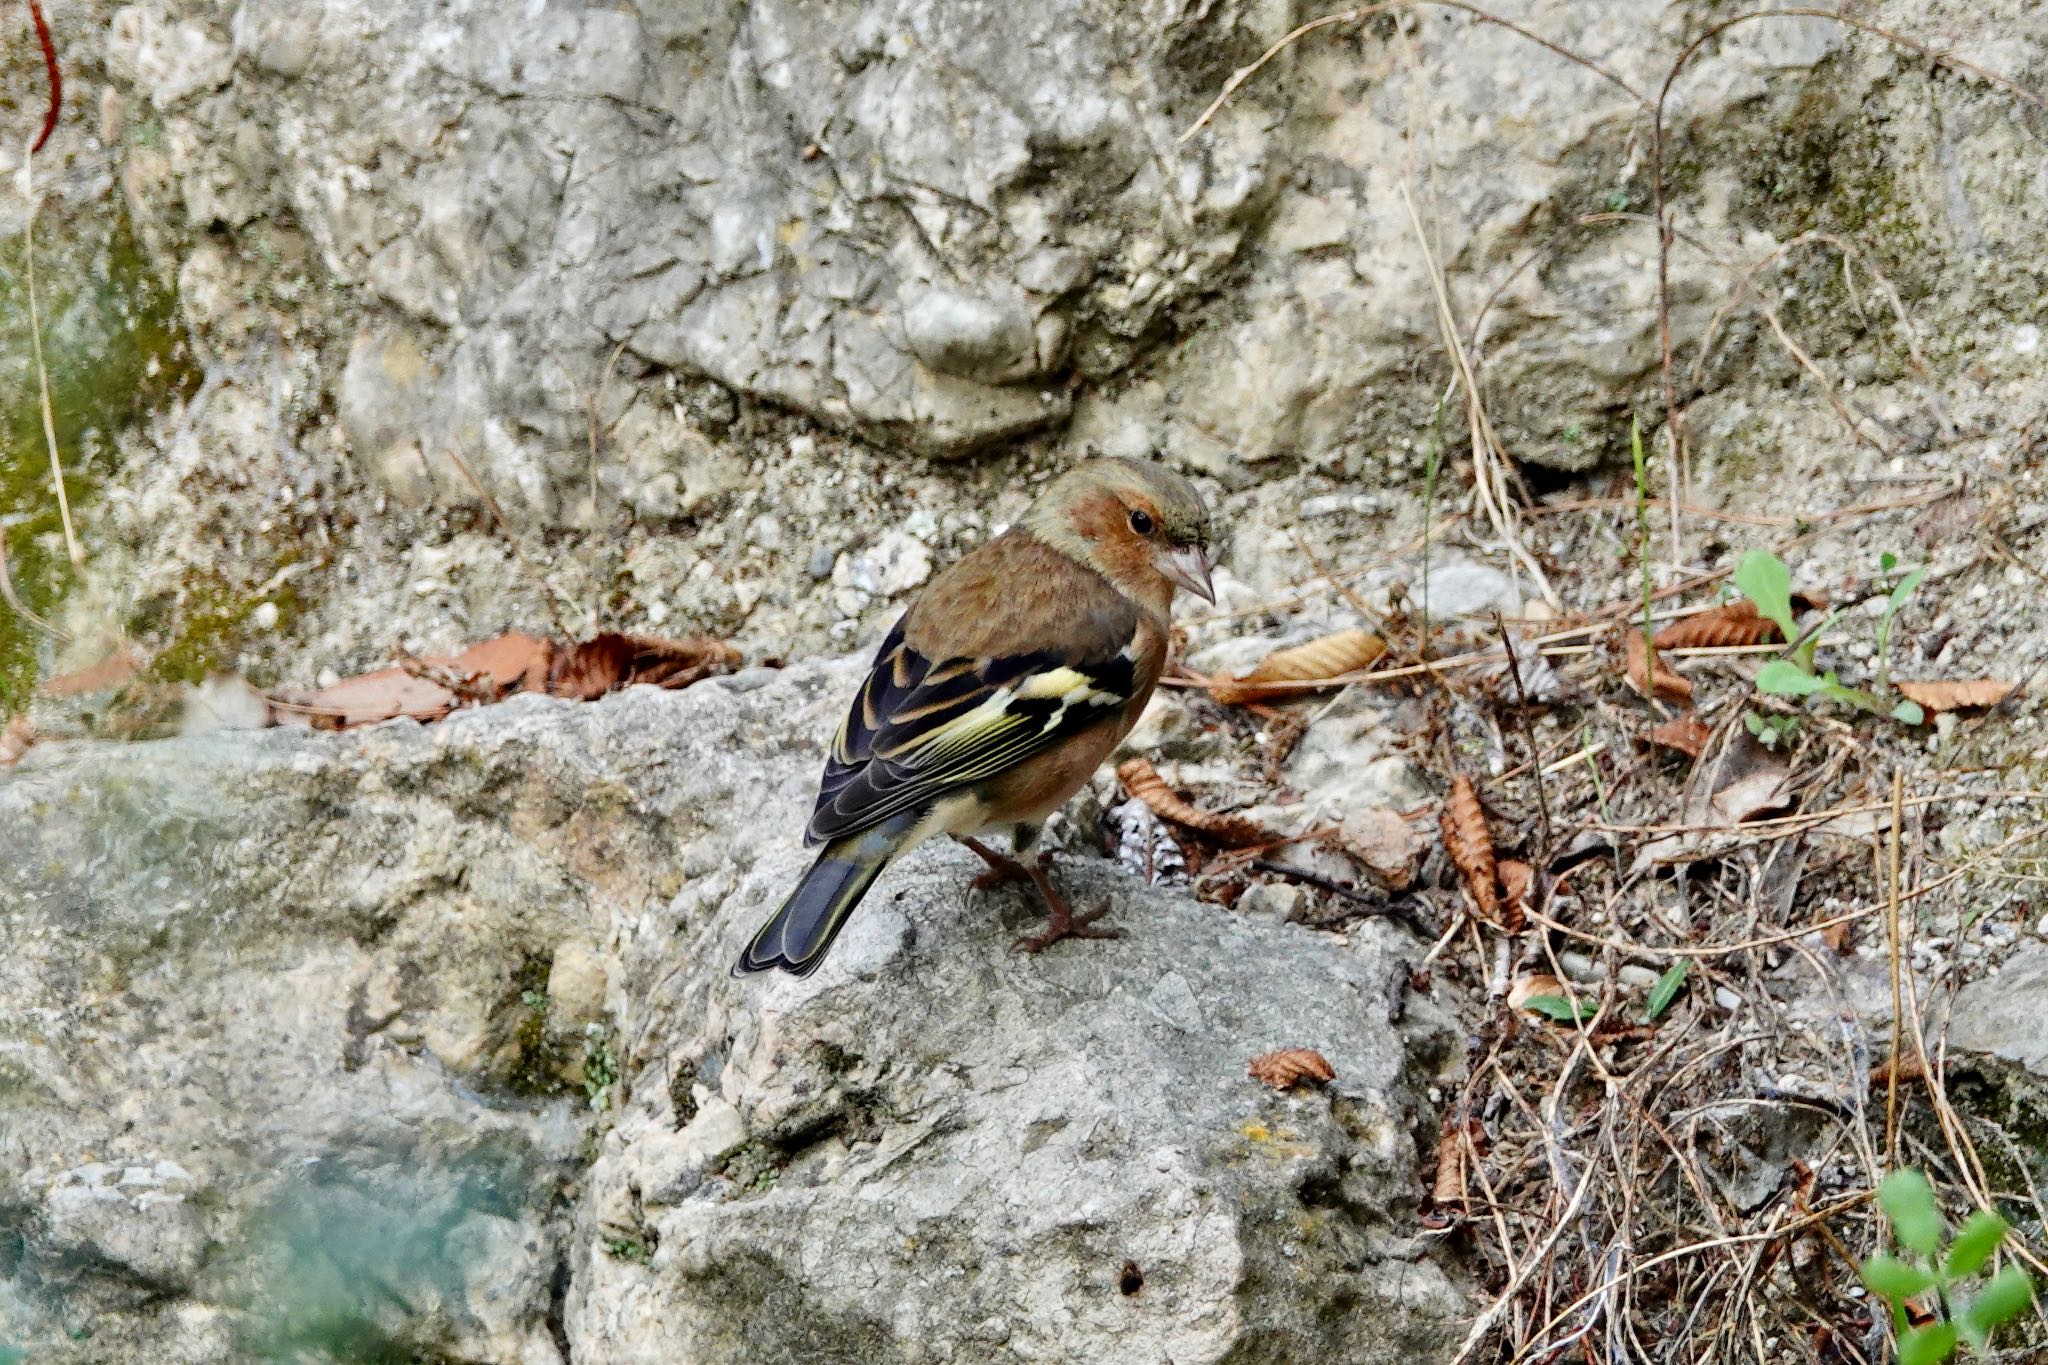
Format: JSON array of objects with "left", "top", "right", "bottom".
[
  {"left": 1862, "top": 1169, "right": 2034, "bottom": 1362},
  {"left": 1732, "top": 549, "right": 1927, "bottom": 727},
  {"left": 1521, "top": 993, "right": 1596, "bottom": 1023},
  {"left": 1642, "top": 961, "right": 1689, "bottom": 1022}
]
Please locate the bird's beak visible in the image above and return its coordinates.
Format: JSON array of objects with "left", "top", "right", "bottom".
[{"left": 1161, "top": 543, "right": 1216, "bottom": 605}]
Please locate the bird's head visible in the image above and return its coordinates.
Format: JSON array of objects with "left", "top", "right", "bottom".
[{"left": 1023, "top": 458, "right": 1218, "bottom": 608}]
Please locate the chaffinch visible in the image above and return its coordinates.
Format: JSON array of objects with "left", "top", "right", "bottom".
[{"left": 737, "top": 458, "right": 1217, "bottom": 977}]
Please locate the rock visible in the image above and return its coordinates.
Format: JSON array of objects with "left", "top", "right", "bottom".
[
  {"left": 1948, "top": 947, "right": 2048, "bottom": 1075},
  {"left": 0, "top": 662, "right": 1463, "bottom": 1362}
]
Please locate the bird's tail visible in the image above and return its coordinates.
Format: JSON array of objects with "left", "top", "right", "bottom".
[{"left": 734, "top": 816, "right": 918, "bottom": 977}]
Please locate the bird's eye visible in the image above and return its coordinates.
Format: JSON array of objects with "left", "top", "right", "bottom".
[{"left": 1128, "top": 509, "right": 1155, "bottom": 535}]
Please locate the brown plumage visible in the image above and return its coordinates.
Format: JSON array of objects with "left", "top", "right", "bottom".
[{"left": 737, "top": 458, "right": 1218, "bottom": 977}]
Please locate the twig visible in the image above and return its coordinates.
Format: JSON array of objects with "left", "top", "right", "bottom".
[
  {"left": 28, "top": 0, "right": 61, "bottom": 154},
  {"left": 1883, "top": 767, "right": 1904, "bottom": 1165}
]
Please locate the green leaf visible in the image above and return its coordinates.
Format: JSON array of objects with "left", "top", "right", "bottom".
[
  {"left": 1881, "top": 551, "right": 1899, "bottom": 573},
  {"left": 1732, "top": 549, "right": 1798, "bottom": 640},
  {"left": 1893, "top": 700, "right": 1926, "bottom": 726},
  {"left": 1862, "top": 1254, "right": 1937, "bottom": 1301},
  {"left": 1946, "top": 1211, "right": 2009, "bottom": 1278},
  {"left": 1880, "top": 1169, "right": 1946, "bottom": 1257},
  {"left": 1898, "top": 1321, "right": 1958, "bottom": 1365},
  {"left": 1888, "top": 565, "right": 1928, "bottom": 614},
  {"left": 1642, "top": 961, "right": 1689, "bottom": 1022},
  {"left": 1521, "top": 995, "right": 1594, "bottom": 1023},
  {"left": 1962, "top": 1265, "right": 2034, "bottom": 1336},
  {"left": 1756, "top": 660, "right": 1828, "bottom": 697}
]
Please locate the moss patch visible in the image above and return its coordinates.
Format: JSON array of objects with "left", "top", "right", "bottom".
[{"left": 0, "top": 210, "right": 197, "bottom": 709}]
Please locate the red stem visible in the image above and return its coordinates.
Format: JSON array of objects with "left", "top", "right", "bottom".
[{"left": 29, "top": 0, "right": 61, "bottom": 154}]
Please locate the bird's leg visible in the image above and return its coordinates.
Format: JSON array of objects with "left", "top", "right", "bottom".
[
  {"left": 957, "top": 835, "right": 1031, "bottom": 892},
  {"left": 1013, "top": 855, "right": 1118, "bottom": 954}
]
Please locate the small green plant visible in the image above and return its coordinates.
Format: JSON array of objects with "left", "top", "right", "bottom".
[
  {"left": 582, "top": 1026, "right": 618, "bottom": 1112},
  {"left": 1862, "top": 1170, "right": 2033, "bottom": 1362},
  {"left": 604, "top": 1234, "right": 655, "bottom": 1265},
  {"left": 1642, "top": 961, "right": 1689, "bottom": 1022},
  {"left": 1521, "top": 993, "right": 1596, "bottom": 1023},
  {"left": 1733, "top": 548, "right": 1926, "bottom": 728}
]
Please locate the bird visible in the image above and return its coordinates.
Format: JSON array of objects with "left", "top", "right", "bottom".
[{"left": 735, "top": 457, "right": 1217, "bottom": 978}]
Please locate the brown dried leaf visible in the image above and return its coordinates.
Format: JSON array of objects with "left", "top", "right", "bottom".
[
  {"left": 284, "top": 666, "right": 459, "bottom": 730},
  {"left": 1341, "top": 807, "right": 1427, "bottom": 891},
  {"left": 1441, "top": 773, "right": 1514, "bottom": 928},
  {"left": 1507, "top": 973, "right": 1571, "bottom": 1012},
  {"left": 1428, "top": 1123, "right": 1468, "bottom": 1213},
  {"left": 1497, "top": 859, "right": 1534, "bottom": 918},
  {"left": 1247, "top": 1047, "right": 1335, "bottom": 1090},
  {"left": 0, "top": 714, "right": 33, "bottom": 767},
  {"left": 551, "top": 633, "right": 742, "bottom": 700},
  {"left": 39, "top": 644, "right": 141, "bottom": 698},
  {"left": 449, "top": 632, "right": 555, "bottom": 699},
  {"left": 1647, "top": 712, "right": 1713, "bottom": 758},
  {"left": 1652, "top": 601, "right": 1780, "bottom": 650},
  {"left": 279, "top": 631, "right": 743, "bottom": 730},
  {"left": 1117, "top": 757, "right": 1271, "bottom": 846},
  {"left": 1623, "top": 631, "right": 1693, "bottom": 703},
  {"left": 1211, "top": 629, "right": 1386, "bottom": 705},
  {"left": 1894, "top": 679, "right": 2017, "bottom": 713}
]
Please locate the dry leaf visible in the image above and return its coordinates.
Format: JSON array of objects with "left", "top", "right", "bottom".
[
  {"left": 1441, "top": 773, "right": 1515, "bottom": 928},
  {"left": 1507, "top": 973, "right": 1571, "bottom": 1011},
  {"left": 1116, "top": 757, "right": 1271, "bottom": 847},
  {"left": 278, "top": 631, "right": 743, "bottom": 731},
  {"left": 1429, "top": 1124, "right": 1468, "bottom": 1212},
  {"left": 552, "top": 633, "right": 741, "bottom": 700},
  {"left": 1211, "top": 629, "right": 1386, "bottom": 705},
  {"left": 1623, "top": 631, "right": 1693, "bottom": 703},
  {"left": 1341, "top": 807, "right": 1427, "bottom": 891},
  {"left": 1652, "top": 601, "right": 1780, "bottom": 650},
  {"left": 1497, "top": 859, "right": 1534, "bottom": 918},
  {"left": 1247, "top": 1047, "right": 1336, "bottom": 1090},
  {"left": 1709, "top": 769, "right": 1794, "bottom": 826},
  {"left": 1894, "top": 679, "right": 2017, "bottom": 713},
  {"left": 284, "top": 666, "right": 462, "bottom": 730},
  {"left": 0, "top": 714, "right": 33, "bottom": 767},
  {"left": 39, "top": 644, "right": 141, "bottom": 698},
  {"left": 1647, "top": 712, "right": 1713, "bottom": 758}
]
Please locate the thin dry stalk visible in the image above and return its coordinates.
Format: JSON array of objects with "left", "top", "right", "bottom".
[
  {"left": 1398, "top": 180, "right": 1559, "bottom": 609},
  {"left": 1883, "top": 767, "right": 1905, "bottom": 1165},
  {"left": 1177, "top": 0, "right": 1646, "bottom": 145},
  {"left": 21, "top": 145, "right": 82, "bottom": 568}
]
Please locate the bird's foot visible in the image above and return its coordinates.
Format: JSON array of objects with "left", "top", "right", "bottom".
[
  {"left": 958, "top": 835, "right": 1034, "bottom": 892},
  {"left": 1013, "top": 899, "right": 1119, "bottom": 954},
  {"left": 1011, "top": 858, "right": 1120, "bottom": 953}
]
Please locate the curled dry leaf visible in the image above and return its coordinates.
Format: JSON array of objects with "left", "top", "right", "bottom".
[
  {"left": 1894, "top": 679, "right": 2017, "bottom": 713},
  {"left": 1116, "top": 757, "right": 1271, "bottom": 847},
  {"left": 1247, "top": 1047, "right": 1336, "bottom": 1090},
  {"left": 1496, "top": 859, "right": 1534, "bottom": 919},
  {"left": 1623, "top": 631, "right": 1693, "bottom": 704},
  {"left": 279, "top": 631, "right": 743, "bottom": 731},
  {"left": 1441, "top": 773, "right": 1512, "bottom": 928},
  {"left": 1210, "top": 629, "right": 1386, "bottom": 705},
  {"left": 1652, "top": 600, "right": 1780, "bottom": 650},
  {"left": 0, "top": 714, "right": 33, "bottom": 768},
  {"left": 551, "top": 633, "right": 743, "bottom": 700},
  {"left": 1647, "top": 712, "right": 1713, "bottom": 758}
]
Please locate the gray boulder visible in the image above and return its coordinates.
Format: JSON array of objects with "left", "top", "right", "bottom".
[{"left": 0, "top": 662, "right": 1463, "bottom": 1361}]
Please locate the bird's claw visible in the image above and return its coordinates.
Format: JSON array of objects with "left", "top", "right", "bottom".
[
  {"left": 970, "top": 861, "right": 1032, "bottom": 893},
  {"left": 1012, "top": 899, "right": 1120, "bottom": 953}
]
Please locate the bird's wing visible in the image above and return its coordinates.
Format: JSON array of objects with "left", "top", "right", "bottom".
[{"left": 806, "top": 612, "right": 1143, "bottom": 846}]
